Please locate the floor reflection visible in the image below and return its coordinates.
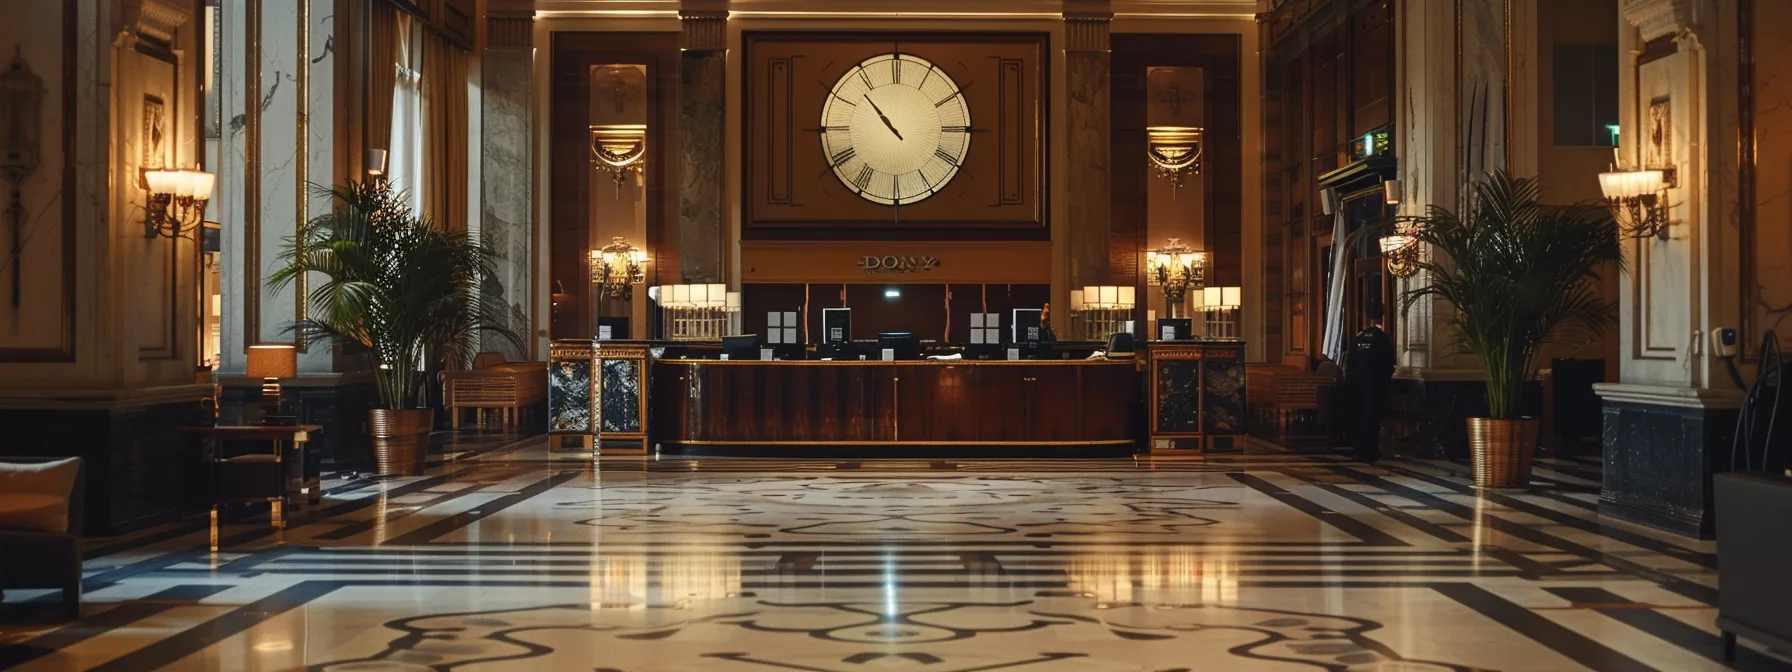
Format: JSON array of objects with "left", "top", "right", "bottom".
[{"left": 0, "top": 438, "right": 1778, "bottom": 671}]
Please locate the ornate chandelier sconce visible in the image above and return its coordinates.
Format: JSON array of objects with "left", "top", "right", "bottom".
[
  {"left": 1598, "top": 168, "right": 1673, "bottom": 240},
  {"left": 1379, "top": 229, "right": 1422, "bottom": 279},
  {"left": 589, "top": 236, "right": 647, "bottom": 300},
  {"left": 1144, "top": 237, "right": 1206, "bottom": 317},
  {"left": 1145, "top": 126, "right": 1202, "bottom": 199},
  {"left": 589, "top": 124, "right": 646, "bottom": 198},
  {"left": 143, "top": 168, "right": 216, "bottom": 239}
]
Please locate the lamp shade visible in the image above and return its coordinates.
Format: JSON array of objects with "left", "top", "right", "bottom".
[
  {"left": 144, "top": 170, "right": 180, "bottom": 194},
  {"left": 366, "top": 149, "right": 388, "bottom": 176},
  {"left": 688, "top": 284, "right": 710, "bottom": 306},
  {"left": 1598, "top": 170, "right": 1664, "bottom": 200},
  {"left": 670, "top": 284, "right": 690, "bottom": 307},
  {"left": 1117, "top": 286, "right": 1136, "bottom": 309},
  {"left": 246, "top": 343, "right": 297, "bottom": 379},
  {"left": 1203, "top": 286, "right": 1222, "bottom": 307},
  {"left": 1222, "top": 287, "right": 1241, "bottom": 307},
  {"left": 725, "top": 291, "right": 742, "bottom": 310},
  {"left": 1069, "top": 288, "right": 1084, "bottom": 310},
  {"left": 190, "top": 171, "right": 216, "bottom": 200},
  {"left": 706, "top": 284, "right": 727, "bottom": 307},
  {"left": 1099, "top": 286, "right": 1119, "bottom": 308}
]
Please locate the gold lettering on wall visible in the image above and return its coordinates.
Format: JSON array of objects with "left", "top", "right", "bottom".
[{"left": 856, "top": 255, "right": 941, "bottom": 274}]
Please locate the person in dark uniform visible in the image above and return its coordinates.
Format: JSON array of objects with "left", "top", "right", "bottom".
[{"left": 1344, "top": 304, "right": 1396, "bottom": 462}]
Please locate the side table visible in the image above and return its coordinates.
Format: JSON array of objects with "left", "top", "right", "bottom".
[{"left": 178, "top": 425, "right": 323, "bottom": 528}]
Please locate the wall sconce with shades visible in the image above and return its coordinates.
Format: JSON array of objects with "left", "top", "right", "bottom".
[
  {"left": 1201, "top": 286, "right": 1241, "bottom": 340},
  {"left": 589, "top": 236, "right": 647, "bottom": 300},
  {"left": 1072, "top": 285, "right": 1135, "bottom": 341},
  {"left": 590, "top": 124, "right": 646, "bottom": 197},
  {"left": 1598, "top": 168, "right": 1672, "bottom": 239},
  {"left": 143, "top": 168, "right": 215, "bottom": 238},
  {"left": 1145, "top": 126, "right": 1202, "bottom": 198},
  {"left": 1144, "top": 237, "right": 1206, "bottom": 316}
]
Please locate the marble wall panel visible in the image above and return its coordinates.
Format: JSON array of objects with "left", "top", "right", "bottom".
[
  {"left": 679, "top": 50, "right": 725, "bottom": 285},
  {"left": 0, "top": 2, "right": 72, "bottom": 356},
  {"left": 1066, "top": 51, "right": 1111, "bottom": 287},
  {"left": 481, "top": 48, "right": 533, "bottom": 361},
  {"left": 1749, "top": 0, "right": 1792, "bottom": 354},
  {"left": 1458, "top": 0, "right": 1508, "bottom": 178}
]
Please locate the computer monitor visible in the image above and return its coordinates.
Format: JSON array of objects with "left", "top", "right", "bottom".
[
  {"left": 877, "top": 332, "right": 921, "bottom": 360},
  {"left": 1012, "top": 309, "right": 1044, "bottom": 344},
  {"left": 815, "top": 341, "right": 857, "bottom": 360},
  {"left": 597, "top": 317, "right": 630, "bottom": 341},
  {"left": 822, "top": 308, "right": 852, "bottom": 345},
  {"left": 1157, "top": 318, "right": 1191, "bottom": 341},
  {"left": 770, "top": 342, "right": 806, "bottom": 360},
  {"left": 722, "top": 334, "right": 761, "bottom": 361}
]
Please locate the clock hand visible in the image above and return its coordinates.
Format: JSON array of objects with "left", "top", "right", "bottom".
[{"left": 863, "top": 95, "right": 905, "bottom": 141}]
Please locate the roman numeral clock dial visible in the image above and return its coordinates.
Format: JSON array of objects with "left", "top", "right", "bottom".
[{"left": 821, "top": 52, "right": 970, "bottom": 206}]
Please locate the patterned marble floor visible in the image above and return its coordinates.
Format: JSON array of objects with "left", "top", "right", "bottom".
[{"left": 1, "top": 435, "right": 1787, "bottom": 671}]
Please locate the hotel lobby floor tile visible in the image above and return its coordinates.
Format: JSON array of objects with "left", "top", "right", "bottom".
[{"left": 0, "top": 438, "right": 1785, "bottom": 671}]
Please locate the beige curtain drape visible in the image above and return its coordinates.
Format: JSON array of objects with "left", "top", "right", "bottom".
[
  {"left": 422, "top": 30, "right": 469, "bottom": 233},
  {"left": 364, "top": 2, "right": 399, "bottom": 172}
]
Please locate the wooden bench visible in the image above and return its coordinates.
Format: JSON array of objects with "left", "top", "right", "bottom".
[{"left": 442, "top": 354, "right": 547, "bottom": 430}]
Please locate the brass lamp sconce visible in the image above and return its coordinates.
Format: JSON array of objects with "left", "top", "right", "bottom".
[
  {"left": 1598, "top": 168, "right": 1673, "bottom": 240},
  {"left": 1145, "top": 126, "right": 1203, "bottom": 198},
  {"left": 590, "top": 124, "right": 646, "bottom": 198},
  {"left": 143, "top": 168, "right": 216, "bottom": 238},
  {"left": 1144, "top": 237, "right": 1206, "bottom": 316},
  {"left": 1379, "top": 232, "right": 1421, "bottom": 279},
  {"left": 589, "top": 236, "right": 647, "bottom": 300}
]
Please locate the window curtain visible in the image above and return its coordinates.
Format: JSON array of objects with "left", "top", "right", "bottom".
[
  {"left": 422, "top": 30, "right": 469, "bottom": 233},
  {"left": 364, "top": 1, "right": 399, "bottom": 174}
]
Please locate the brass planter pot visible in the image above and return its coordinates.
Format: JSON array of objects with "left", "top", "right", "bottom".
[
  {"left": 1467, "top": 417, "right": 1538, "bottom": 489},
  {"left": 370, "top": 409, "right": 434, "bottom": 476}
]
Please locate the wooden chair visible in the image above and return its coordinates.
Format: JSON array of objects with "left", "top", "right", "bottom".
[{"left": 442, "top": 353, "right": 547, "bottom": 429}]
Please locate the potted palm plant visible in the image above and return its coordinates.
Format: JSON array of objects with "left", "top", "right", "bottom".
[
  {"left": 1397, "top": 170, "right": 1621, "bottom": 488},
  {"left": 269, "top": 180, "right": 520, "bottom": 476}
]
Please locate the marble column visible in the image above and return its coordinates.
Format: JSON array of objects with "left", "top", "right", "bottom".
[
  {"left": 1594, "top": 0, "right": 1747, "bottom": 538},
  {"left": 481, "top": 16, "right": 535, "bottom": 361},
  {"left": 1064, "top": 12, "right": 1112, "bottom": 289},
  {"left": 679, "top": 10, "right": 728, "bottom": 284}
]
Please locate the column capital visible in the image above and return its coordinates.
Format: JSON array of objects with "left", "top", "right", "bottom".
[
  {"left": 486, "top": 16, "right": 533, "bottom": 49},
  {"left": 680, "top": 10, "right": 729, "bottom": 52},
  {"left": 1621, "top": 0, "right": 1701, "bottom": 43},
  {"left": 1063, "top": 12, "right": 1112, "bottom": 52}
]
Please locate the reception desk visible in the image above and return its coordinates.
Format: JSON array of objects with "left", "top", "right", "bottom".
[
  {"left": 548, "top": 339, "right": 1245, "bottom": 455},
  {"left": 651, "top": 359, "right": 1139, "bottom": 448}
]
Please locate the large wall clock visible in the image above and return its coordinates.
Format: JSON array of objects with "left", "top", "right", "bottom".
[
  {"left": 744, "top": 33, "right": 1045, "bottom": 238},
  {"left": 820, "top": 53, "right": 971, "bottom": 206}
]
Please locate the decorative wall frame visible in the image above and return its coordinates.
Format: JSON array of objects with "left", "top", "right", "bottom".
[{"left": 1645, "top": 96, "right": 1677, "bottom": 186}]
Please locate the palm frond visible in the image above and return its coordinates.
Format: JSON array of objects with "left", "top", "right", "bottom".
[
  {"left": 1396, "top": 169, "right": 1623, "bottom": 419},
  {"left": 269, "top": 179, "right": 525, "bottom": 409}
]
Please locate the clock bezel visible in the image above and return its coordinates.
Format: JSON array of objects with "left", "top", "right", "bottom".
[{"left": 819, "top": 51, "right": 972, "bottom": 207}]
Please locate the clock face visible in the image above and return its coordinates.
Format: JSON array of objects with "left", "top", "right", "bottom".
[{"left": 820, "top": 53, "right": 971, "bottom": 206}]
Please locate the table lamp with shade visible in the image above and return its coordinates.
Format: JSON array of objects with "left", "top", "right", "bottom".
[{"left": 245, "top": 343, "right": 297, "bottom": 424}]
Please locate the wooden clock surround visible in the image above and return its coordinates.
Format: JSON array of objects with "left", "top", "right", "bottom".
[{"left": 743, "top": 32, "right": 1047, "bottom": 240}]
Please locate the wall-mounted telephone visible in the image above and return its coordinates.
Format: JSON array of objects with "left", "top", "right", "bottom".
[{"left": 1713, "top": 328, "right": 1740, "bottom": 358}]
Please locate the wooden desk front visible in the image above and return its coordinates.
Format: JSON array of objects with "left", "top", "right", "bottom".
[{"left": 651, "top": 359, "right": 1140, "bottom": 447}]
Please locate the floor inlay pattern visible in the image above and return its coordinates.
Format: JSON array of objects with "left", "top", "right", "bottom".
[{"left": 1, "top": 437, "right": 1786, "bottom": 671}]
